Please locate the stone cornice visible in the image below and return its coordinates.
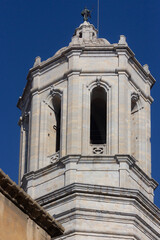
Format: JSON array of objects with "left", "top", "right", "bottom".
[
  {"left": 129, "top": 55, "right": 155, "bottom": 88},
  {"left": 18, "top": 43, "right": 155, "bottom": 110},
  {"left": 0, "top": 169, "right": 64, "bottom": 237},
  {"left": 36, "top": 183, "right": 160, "bottom": 221},
  {"left": 115, "top": 154, "right": 158, "bottom": 190},
  {"left": 23, "top": 154, "right": 158, "bottom": 192},
  {"left": 22, "top": 160, "right": 65, "bottom": 183},
  {"left": 116, "top": 45, "right": 155, "bottom": 87},
  {"left": 26, "top": 44, "right": 154, "bottom": 83},
  {"left": 55, "top": 208, "right": 160, "bottom": 239},
  {"left": 19, "top": 69, "right": 153, "bottom": 105}
]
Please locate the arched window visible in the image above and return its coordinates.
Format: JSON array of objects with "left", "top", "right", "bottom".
[
  {"left": 131, "top": 94, "right": 139, "bottom": 158},
  {"left": 47, "top": 93, "right": 61, "bottom": 157},
  {"left": 53, "top": 95, "right": 61, "bottom": 152},
  {"left": 90, "top": 87, "right": 107, "bottom": 144},
  {"left": 24, "top": 124, "right": 28, "bottom": 173},
  {"left": 23, "top": 113, "right": 29, "bottom": 173}
]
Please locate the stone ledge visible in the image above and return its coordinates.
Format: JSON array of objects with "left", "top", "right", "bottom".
[
  {"left": 51, "top": 231, "right": 144, "bottom": 240},
  {"left": 53, "top": 207, "right": 160, "bottom": 239},
  {"left": 0, "top": 169, "right": 64, "bottom": 237},
  {"left": 23, "top": 154, "right": 158, "bottom": 191},
  {"left": 27, "top": 44, "right": 155, "bottom": 85},
  {"left": 115, "top": 154, "right": 158, "bottom": 190},
  {"left": 36, "top": 183, "right": 160, "bottom": 220}
]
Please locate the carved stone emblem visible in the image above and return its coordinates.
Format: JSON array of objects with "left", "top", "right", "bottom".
[
  {"left": 93, "top": 147, "right": 104, "bottom": 154},
  {"left": 50, "top": 152, "right": 60, "bottom": 163}
]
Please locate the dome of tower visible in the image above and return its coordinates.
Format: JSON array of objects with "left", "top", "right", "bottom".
[{"left": 70, "top": 21, "right": 110, "bottom": 46}]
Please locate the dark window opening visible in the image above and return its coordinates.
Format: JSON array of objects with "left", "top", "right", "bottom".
[
  {"left": 24, "top": 129, "right": 28, "bottom": 173},
  {"left": 79, "top": 32, "right": 82, "bottom": 38},
  {"left": 131, "top": 98, "right": 138, "bottom": 158},
  {"left": 131, "top": 100, "right": 138, "bottom": 113},
  {"left": 23, "top": 115, "right": 29, "bottom": 173},
  {"left": 53, "top": 95, "right": 61, "bottom": 152},
  {"left": 90, "top": 87, "right": 107, "bottom": 144}
]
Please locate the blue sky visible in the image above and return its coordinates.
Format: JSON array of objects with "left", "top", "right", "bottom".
[{"left": 0, "top": 0, "right": 160, "bottom": 207}]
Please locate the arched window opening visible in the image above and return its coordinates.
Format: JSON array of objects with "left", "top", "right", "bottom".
[
  {"left": 131, "top": 97, "right": 139, "bottom": 158},
  {"left": 24, "top": 127, "right": 28, "bottom": 173},
  {"left": 90, "top": 87, "right": 107, "bottom": 144},
  {"left": 53, "top": 95, "right": 61, "bottom": 152},
  {"left": 79, "top": 32, "right": 82, "bottom": 38},
  {"left": 23, "top": 114, "right": 29, "bottom": 173}
]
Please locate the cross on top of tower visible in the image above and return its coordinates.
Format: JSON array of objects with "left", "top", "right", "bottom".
[{"left": 81, "top": 7, "right": 91, "bottom": 21}]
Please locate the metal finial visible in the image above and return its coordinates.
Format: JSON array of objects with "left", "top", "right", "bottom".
[{"left": 81, "top": 7, "right": 91, "bottom": 21}]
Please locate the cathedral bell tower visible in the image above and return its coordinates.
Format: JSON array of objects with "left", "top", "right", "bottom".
[{"left": 18, "top": 13, "right": 160, "bottom": 240}]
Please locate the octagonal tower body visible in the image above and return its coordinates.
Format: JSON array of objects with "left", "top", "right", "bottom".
[{"left": 18, "top": 22, "right": 160, "bottom": 240}]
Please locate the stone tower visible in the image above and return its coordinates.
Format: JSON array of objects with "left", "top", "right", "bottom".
[{"left": 18, "top": 20, "right": 160, "bottom": 239}]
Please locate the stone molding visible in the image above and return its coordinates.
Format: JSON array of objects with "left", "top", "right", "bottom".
[
  {"left": 26, "top": 69, "right": 153, "bottom": 106},
  {"left": 86, "top": 76, "right": 111, "bottom": 91},
  {"left": 25, "top": 44, "right": 155, "bottom": 84},
  {"left": 17, "top": 39, "right": 155, "bottom": 107},
  {"left": 115, "top": 155, "right": 158, "bottom": 189},
  {"left": 36, "top": 183, "right": 160, "bottom": 216},
  {"left": 54, "top": 208, "right": 160, "bottom": 239},
  {"left": 19, "top": 65, "right": 154, "bottom": 109},
  {"left": 53, "top": 232, "right": 155, "bottom": 240},
  {"left": 0, "top": 169, "right": 64, "bottom": 237},
  {"left": 38, "top": 182, "right": 158, "bottom": 212},
  {"left": 43, "top": 86, "right": 63, "bottom": 108},
  {"left": 23, "top": 154, "right": 157, "bottom": 190},
  {"left": 36, "top": 183, "right": 160, "bottom": 239}
]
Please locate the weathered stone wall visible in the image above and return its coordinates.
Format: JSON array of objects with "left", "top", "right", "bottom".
[{"left": 0, "top": 193, "right": 51, "bottom": 240}]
